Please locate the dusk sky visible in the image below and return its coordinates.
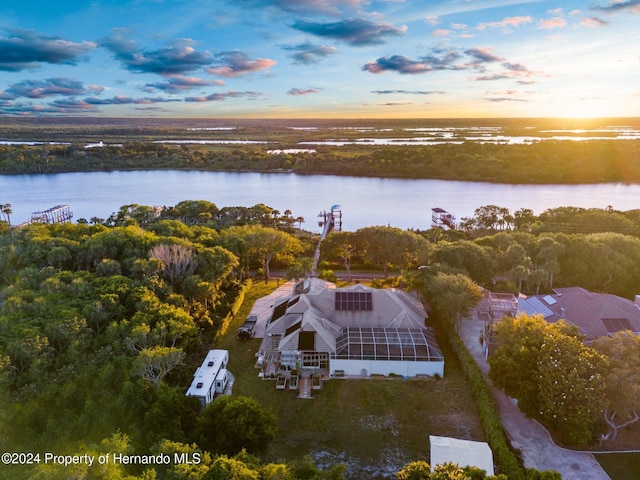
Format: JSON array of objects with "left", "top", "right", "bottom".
[{"left": 1, "top": 0, "right": 639, "bottom": 118}]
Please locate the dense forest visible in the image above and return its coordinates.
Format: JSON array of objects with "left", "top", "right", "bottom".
[
  {"left": 2, "top": 138, "right": 640, "bottom": 185},
  {"left": 2, "top": 201, "right": 640, "bottom": 478}
]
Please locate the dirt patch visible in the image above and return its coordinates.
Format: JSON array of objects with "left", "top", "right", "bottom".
[
  {"left": 359, "top": 413, "right": 400, "bottom": 437},
  {"left": 313, "top": 447, "right": 416, "bottom": 480}
]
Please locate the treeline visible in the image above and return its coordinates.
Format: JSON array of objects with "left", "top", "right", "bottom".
[
  {"left": 2, "top": 140, "right": 640, "bottom": 184},
  {"left": 320, "top": 207, "right": 640, "bottom": 299}
]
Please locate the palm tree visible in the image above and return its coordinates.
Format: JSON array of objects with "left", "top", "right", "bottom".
[{"left": 0, "top": 203, "right": 12, "bottom": 226}]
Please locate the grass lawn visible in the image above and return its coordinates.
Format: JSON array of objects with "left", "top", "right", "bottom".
[
  {"left": 594, "top": 453, "right": 640, "bottom": 480},
  {"left": 215, "top": 280, "right": 484, "bottom": 478}
]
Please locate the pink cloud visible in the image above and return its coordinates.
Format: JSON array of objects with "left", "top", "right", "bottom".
[
  {"left": 477, "top": 16, "right": 532, "bottom": 31},
  {"left": 538, "top": 17, "right": 568, "bottom": 29},
  {"left": 581, "top": 17, "right": 608, "bottom": 27},
  {"left": 208, "top": 52, "right": 277, "bottom": 78}
]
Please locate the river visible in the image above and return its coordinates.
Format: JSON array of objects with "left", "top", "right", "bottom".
[{"left": 2, "top": 170, "right": 640, "bottom": 231}]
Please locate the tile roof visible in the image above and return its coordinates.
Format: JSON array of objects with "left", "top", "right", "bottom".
[{"left": 518, "top": 287, "right": 640, "bottom": 341}]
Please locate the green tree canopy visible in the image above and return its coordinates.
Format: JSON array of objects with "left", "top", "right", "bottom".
[
  {"left": 592, "top": 331, "right": 640, "bottom": 443},
  {"left": 195, "top": 396, "right": 278, "bottom": 456},
  {"left": 537, "top": 328, "right": 608, "bottom": 445},
  {"left": 422, "top": 272, "right": 483, "bottom": 332},
  {"left": 489, "top": 314, "right": 608, "bottom": 446},
  {"left": 224, "top": 225, "right": 302, "bottom": 281}
]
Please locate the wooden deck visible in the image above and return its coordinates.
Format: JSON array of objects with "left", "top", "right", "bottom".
[{"left": 297, "top": 375, "right": 313, "bottom": 399}]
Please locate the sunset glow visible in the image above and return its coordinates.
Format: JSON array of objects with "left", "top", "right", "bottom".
[{"left": 0, "top": 1, "right": 638, "bottom": 118}]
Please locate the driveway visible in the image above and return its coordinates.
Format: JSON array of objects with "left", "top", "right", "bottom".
[
  {"left": 458, "top": 312, "right": 611, "bottom": 480},
  {"left": 249, "top": 280, "right": 295, "bottom": 338}
]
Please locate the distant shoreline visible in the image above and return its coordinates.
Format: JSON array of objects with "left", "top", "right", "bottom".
[{"left": 2, "top": 117, "right": 640, "bottom": 185}]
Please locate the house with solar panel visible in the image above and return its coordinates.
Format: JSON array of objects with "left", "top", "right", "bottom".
[
  {"left": 254, "top": 278, "right": 444, "bottom": 396},
  {"left": 480, "top": 286, "right": 640, "bottom": 357},
  {"left": 517, "top": 287, "right": 640, "bottom": 342}
]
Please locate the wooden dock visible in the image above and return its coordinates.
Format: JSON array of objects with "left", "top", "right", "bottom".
[{"left": 14, "top": 205, "right": 73, "bottom": 228}]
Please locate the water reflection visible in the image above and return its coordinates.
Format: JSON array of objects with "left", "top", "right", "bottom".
[{"left": 2, "top": 170, "right": 640, "bottom": 232}]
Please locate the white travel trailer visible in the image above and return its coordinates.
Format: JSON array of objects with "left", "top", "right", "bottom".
[
  {"left": 214, "top": 368, "right": 228, "bottom": 394},
  {"left": 185, "top": 349, "right": 229, "bottom": 407}
]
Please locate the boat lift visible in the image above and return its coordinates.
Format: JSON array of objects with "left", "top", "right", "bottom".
[
  {"left": 317, "top": 204, "right": 342, "bottom": 234},
  {"left": 431, "top": 207, "right": 456, "bottom": 230},
  {"left": 30, "top": 205, "right": 73, "bottom": 224}
]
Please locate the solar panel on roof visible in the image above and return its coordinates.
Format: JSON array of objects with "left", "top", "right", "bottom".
[
  {"left": 602, "top": 318, "right": 632, "bottom": 334},
  {"left": 335, "top": 291, "right": 373, "bottom": 311},
  {"left": 518, "top": 297, "right": 554, "bottom": 318}
]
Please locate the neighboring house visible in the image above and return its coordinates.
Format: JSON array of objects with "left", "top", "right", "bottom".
[
  {"left": 518, "top": 287, "right": 640, "bottom": 342},
  {"left": 255, "top": 278, "right": 444, "bottom": 389},
  {"left": 185, "top": 349, "right": 229, "bottom": 407}
]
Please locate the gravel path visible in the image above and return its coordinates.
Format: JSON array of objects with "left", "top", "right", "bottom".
[{"left": 458, "top": 312, "right": 611, "bottom": 480}]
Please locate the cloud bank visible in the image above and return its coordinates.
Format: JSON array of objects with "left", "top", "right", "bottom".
[
  {"left": 99, "top": 32, "right": 212, "bottom": 75},
  {"left": 0, "top": 29, "right": 95, "bottom": 71},
  {"left": 291, "top": 18, "right": 407, "bottom": 46}
]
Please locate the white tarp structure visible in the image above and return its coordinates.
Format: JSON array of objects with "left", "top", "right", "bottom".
[{"left": 429, "top": 435, "right": 494, "bottom": 475}]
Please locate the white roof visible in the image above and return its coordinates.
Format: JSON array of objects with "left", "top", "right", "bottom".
[
  {"left": 308, "top": 281, "right": 427, "bottom": 329},
  {"left": 259, "top": 278, "right": 431, "bottom": 356},
  {"left": 185, "top": 349, "right": 228, "bottom": 397},
  {"left": 429, "top": 435, "right": 494, "bottom": 475}
]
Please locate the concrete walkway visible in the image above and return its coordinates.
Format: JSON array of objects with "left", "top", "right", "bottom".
[{"left": 458, "top": 312, "right": 611, "bottom": 480}]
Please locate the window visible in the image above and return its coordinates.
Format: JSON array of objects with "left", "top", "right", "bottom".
[
  {"left": 271, "top": 300, "right": 289, "bottom": 322},
  {"left": 285, "top": 320, "right": 302, "bottom": 337},
  {"left": 298, "top": 331, "right": 315, "bottom": 350},
  {"left": 271, "top": 297, "right": 300, "bottom": 323}
]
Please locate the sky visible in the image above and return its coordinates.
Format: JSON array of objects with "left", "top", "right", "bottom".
[{"left": 0, "top": 0, "right": 639, "bottom": 119}]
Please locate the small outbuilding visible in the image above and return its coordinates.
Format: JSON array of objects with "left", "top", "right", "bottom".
[{"left": 429, "top": 435, "right": 494, "bottom": 475}]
